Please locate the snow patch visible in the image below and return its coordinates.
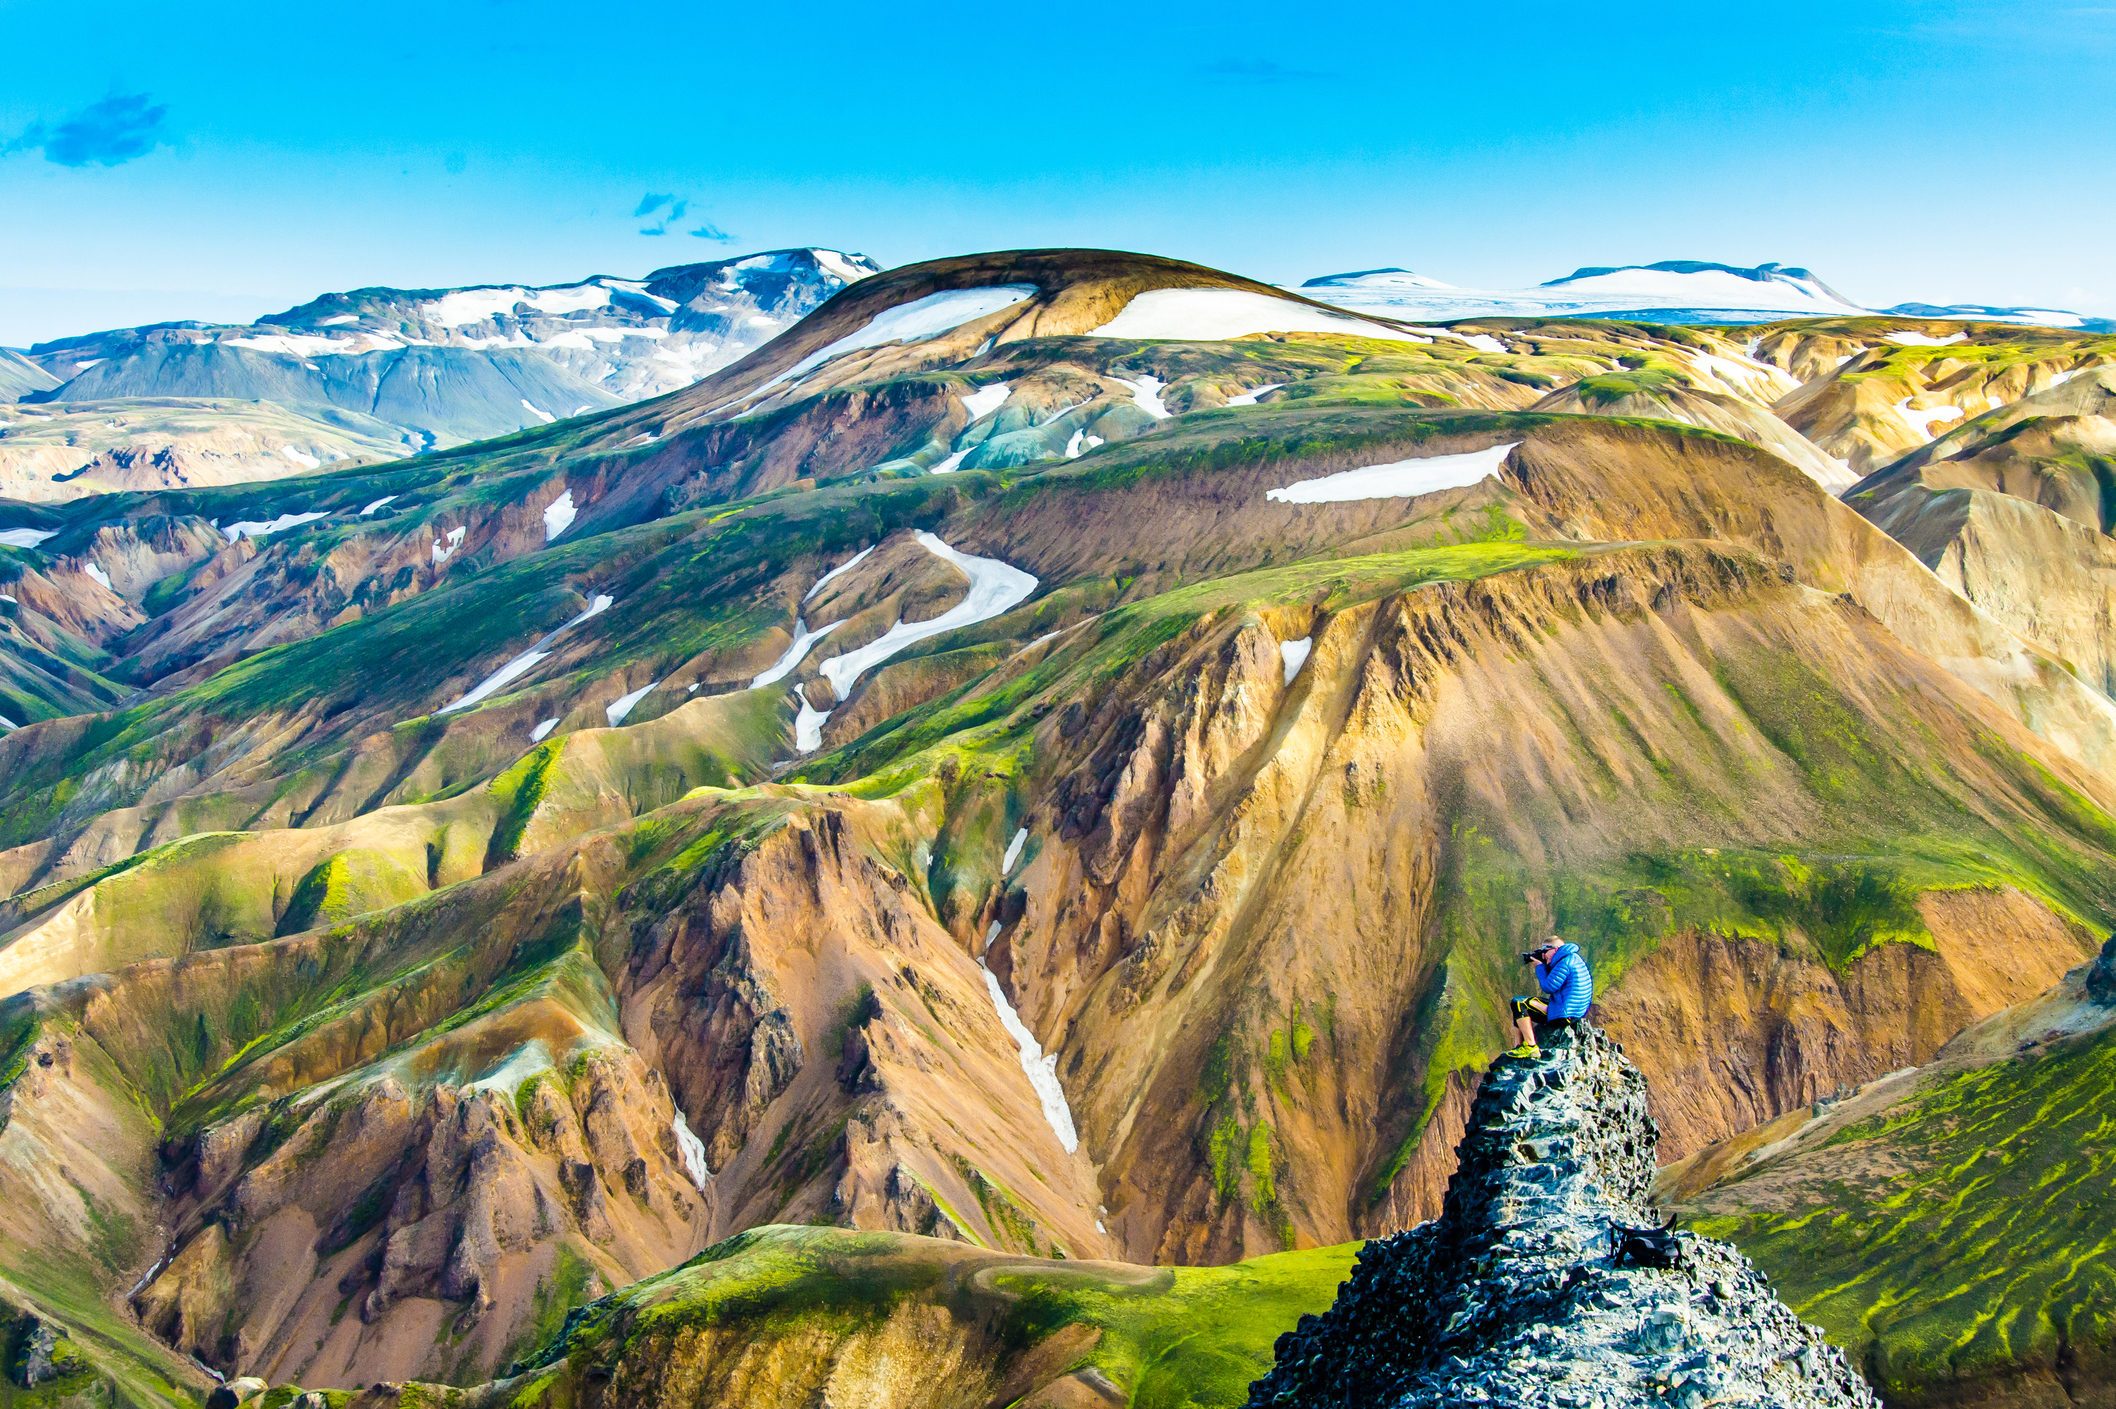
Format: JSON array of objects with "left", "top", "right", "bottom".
[
  {"left": 792, "top": 689, "right": 829, "bottom": 753},
  {"left": 960, "top": 381, "right": 1011, "bottom": 422},
  {"left": 606, "top": 680, "right": 658, "bottom": 725},
  {"left": 436, "top": 592, "right": 611, "bottom": 715},
  {"left": 1116, "top": 375, "right": 1171, "bottom": 420},
  {"left": 1884, "top": 330, "right": 1968, "bottom": 347},
  {"left": 0, "top": 715, "right": 16, "bottom": 731},
  {"left": 543, "top": 489, "right": 577, "bottom": 542},
  {"left": 1280, "top": 636, "right": 1313, "bottom": 684},
  {"left": 359, "top": 495, "right": 397, "bottom": 516},
  {"left": 671, "top": 1106, "right": 711, "bottom": 1189},
  {"left": 1267, "top": 442, "right": 1519, "bottom": 504},
  {"left": 0, "top": 528, "right": 57, "bottom": 549},
  {"left": 979, "top": 960, "right": 1079, "bottom": 1154},
  {"left": 519, "top": 399, "right": 556, "bottom": 424},
  {"left": 423, "top": 283, "right": 612, "bottom": 327},
  {"left": 464, "top": 1042, "right": 553, "bottom": 1098},
  {"left": 766, "top": 285, "right": 1036, "bottom": 391},
  {"left": 1064, "top": 429, "right": 1105, "bottom": 459},
  {"left": 815, "top": 532, "right": 1038, "bottom": 701},
  {"left": 804, "top": 546, "right": 874, "bottom": 602},
  {"left": 751, "top": 616, "right": 843, "bottom": 688},
  {"left": 280, "top": 445, "right": 322, "bottom": 469},
  {"left": 530, "top": 717, "right": 559, "bottom": 742},
  {"left": 83, "top": 562, "right": 112, "bottom": 590},
  {"left": 1003, "top": 827, "right": 1028, "bottom": 874},
  {"left": 1090, "top": 287, "right": 1433, "bottom": 346},
  {"left": 1226, "top": 382, "right": 1285, "bottom": 406},
  {"left": 221, "top": 510, "right": 328, "bottom": 541},
  {"left": 432, "top": 525, "right": 467, "bottom": 564},
  {"left": 1896, "top": 398, "right": 1965, "bottom": 438},
  {"left": 930, "top": 446, "right": 973, "bottom": 474}
]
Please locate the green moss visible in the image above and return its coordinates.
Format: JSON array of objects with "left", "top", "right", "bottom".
[
  {"left": 1691, "top": 1021, "right": 2116, "bottom": 1400},
  {"left": 486, "top": 737, "right": 565, "bottom": 866}
]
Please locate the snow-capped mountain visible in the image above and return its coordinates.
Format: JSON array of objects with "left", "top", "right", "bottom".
[
  {"left": 1882, "top": 301, "right": 2115, "bottom": 334},
  {"left": 1299, "top": 259, "right": 2101, "bottom": 329},
  {"left": 16, "top": 248, "right": 881, "bottom": 450}
]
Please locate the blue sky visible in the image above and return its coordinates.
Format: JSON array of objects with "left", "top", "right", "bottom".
[{"left": 3, "top": 0, "right": 2112, "bottom": 345}]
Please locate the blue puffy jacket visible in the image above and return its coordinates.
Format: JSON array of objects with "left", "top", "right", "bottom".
[{"left": 1536, "top": 943, "right": 1593, "bottom": 1019}]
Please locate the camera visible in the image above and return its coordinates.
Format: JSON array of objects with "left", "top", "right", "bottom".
[{"left": 1519, "top": 951, "right": 1539, "bottom": 964}]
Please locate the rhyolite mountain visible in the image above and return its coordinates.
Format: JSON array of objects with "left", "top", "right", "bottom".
[
  {"left": 0, "top": 249, "right": 879, "bottom": 501},
  {"left": 0, "top": 246, "right": 2112, "bottom": 1406}
]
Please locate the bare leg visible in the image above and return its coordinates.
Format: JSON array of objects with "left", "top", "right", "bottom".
[{"left": 1513, "top": 1014, "right": 1537, "bottom": 1048}]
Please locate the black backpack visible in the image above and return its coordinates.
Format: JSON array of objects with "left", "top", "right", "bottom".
[{"left": 1609, "top": 1220, "right": 1683, "bottom": 1270}]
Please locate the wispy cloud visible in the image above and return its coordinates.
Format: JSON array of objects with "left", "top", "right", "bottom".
[
  {"left": 634, "top": 191, "right": 690, "bottom": 235},
  {"left": 633, "top": 192, "right": 732, "bottom": 240},
  {"left": 5, "top": 93, "right": 168, "bottom": 167},
  {"left": 1196, "top": 57, "right": 1334, "bottom": 83}
]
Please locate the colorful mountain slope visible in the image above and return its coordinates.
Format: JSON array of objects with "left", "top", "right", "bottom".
[{"left": 0, "top": 248, "right": 2112, "bottom": 1404}]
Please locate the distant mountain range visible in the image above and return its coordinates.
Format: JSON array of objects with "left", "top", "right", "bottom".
[
  {"left": 0, "top": 249, "right": 878, "bottom": 498},
  {"left": 1300, "top": 259, "right": 2116, "bottom": 330},
  {"left": 23, "top": 248, "right": 880, "bottom": 432}
]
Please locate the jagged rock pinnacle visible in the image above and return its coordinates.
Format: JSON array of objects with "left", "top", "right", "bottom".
[{"left": 1246, "top": 1025, "right": 1879, "bottom": 1409}]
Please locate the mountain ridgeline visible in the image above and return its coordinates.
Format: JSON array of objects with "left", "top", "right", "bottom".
[{"left": 0, "top": 246, "right": 2112, "bottom": 1407}]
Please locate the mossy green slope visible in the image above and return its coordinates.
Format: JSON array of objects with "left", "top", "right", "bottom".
[
  {"left": 1687, "top": 1015, "right": 2116, "bottom": 1406},
  {"left": 418, "top": 1224, "right": 1355, "bottom": 1409}
]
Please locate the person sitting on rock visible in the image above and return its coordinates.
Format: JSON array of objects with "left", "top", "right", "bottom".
[{"left": 1507, "top": 935, "right": 1593, "bottom": 1058}]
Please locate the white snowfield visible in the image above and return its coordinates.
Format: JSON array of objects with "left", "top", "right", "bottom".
[
  {"left": 960, "top": 381, "right": 1012, "bottom": 422},
  {"left": 804, "top": 546, "right": 874, "bottom": 602},
  {"left": 765, "top": 284, "right": 1037, "bottom": 392},
  {"left": 605, "top": 680, "right": 659, "bottom": 725},
  {"left": 280, "top": 445, "right": 322, "bottom": 469},
  {"left": 519, "top": 400, "right": 556, "bottom": 425},
  {"left": 220, "top": 510, "right": 328, "bottom": 541},
  {"left": 84, "top": 562, "right": 112, "bottom": 590},
  {"left": 542, "top": 489, "right": 578, "bottom": 542},
  {"left": 359, "top": 495, "right": 397, "bottom": 516},
  {"left": 792, "top": 688, "right": 829, "bottom": 753},
  {"left": 1683, "top": 349, "right": 1794, "bottom": 398},
  {"left": 1884, "top": 330, "right": 1968, "bottom": 347},
  {"left": 1226, "top": 382, "right": 1285, "bottom": 407},
  {"left": 1003, "top": 827, "right": 1028, "bottom": 874},
  {"left": 1064, "top": 429, "right": 1104, "bottom": 458},
  {"left": 424, "top": 282, "right": 615, "bottom": 328},
  {"left": 671, "top": 1107, "right": 711, "bottom": 1190},
  {"left": 1091, "top": 288, "right": 1436, "bottom": 345},
  {"left": 1896, "top": 398, "right": 1965, "bottom": 439},
  {"left": 0, "top": 528, "right": 57, "bottom": 549},
  {"left": 0, "top": 715, "right": 17, "bottom": 731},
  {"left": 1300, "top": 261, "right": 1872, "bottom": 325},
  {"left": 1116, "top": 375, "right": 1172, "bottom": 420},
  {"left": 930, "top": 446, "right": 973, "bottom": 474},
  {"left": 1266, "top": 441, "right": 1521, "bottom": 504},
  {"left": 436, "top": 591, "right": 612, "bottom": 716},
  {"left": 1280, "top": 636, "right": 1313, "bottom": 684},
  {"left": 1546, "top": 265, "right": 1861, "bottom": 313},
  {"left": 529, "top": 717, "right": 559, "bottom": 742},
  {"left": 751, "top": 616, "right": 843, "bottom": 688},
  {"left": 815, "top": 532, "right": 1038, "bottom": 702},
  {"left": 980, "top": 959, "right": 1080, "bottom": 1154}
]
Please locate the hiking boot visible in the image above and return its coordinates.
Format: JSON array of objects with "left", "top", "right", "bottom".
[{"left": 1504, "top": 1043, "right": 1540, "bottom": 1060}]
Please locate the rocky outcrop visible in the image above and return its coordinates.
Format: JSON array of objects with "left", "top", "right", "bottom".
[
  {"left": 2087, "top": 934, "right": 2116, "bottom": 1006},
  {"left": 1246, "top": 1026, "right": 1876, "bottom": 1409}
]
